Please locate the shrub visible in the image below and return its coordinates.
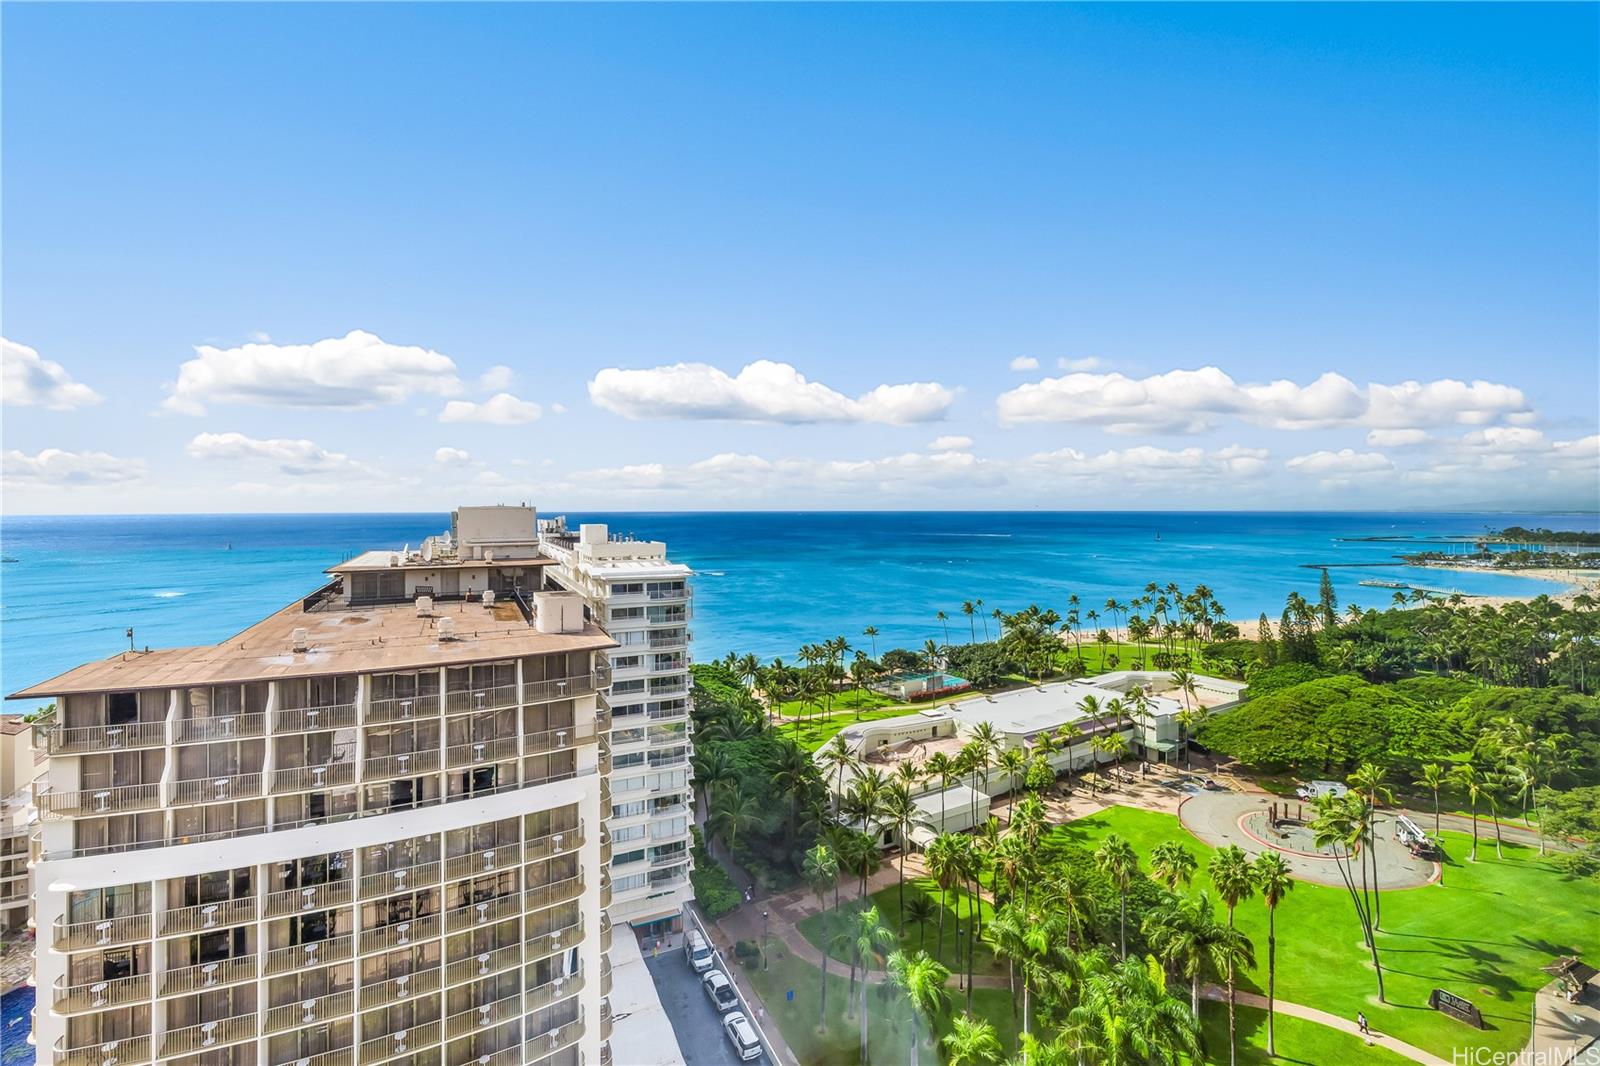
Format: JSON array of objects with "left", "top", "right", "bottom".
[
  {"left": 908, "top": 683, "right": 973, "bottom": 703},
  {"left": 690, "top": 827, "right": 743, "bottom": 919}
]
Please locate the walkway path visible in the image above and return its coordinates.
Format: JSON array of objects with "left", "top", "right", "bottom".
[{"left": 1198, "top": 984, "right": 1452, "bottom": 1066}]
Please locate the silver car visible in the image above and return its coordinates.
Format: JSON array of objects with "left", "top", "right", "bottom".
[{"left": 702, "top": 968, "right": 739, "bottom": 1013}]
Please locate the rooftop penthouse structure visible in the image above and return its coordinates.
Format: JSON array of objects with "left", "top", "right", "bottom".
[{"left": 9, "top": 504, "right": 694, "bottom": 1066}]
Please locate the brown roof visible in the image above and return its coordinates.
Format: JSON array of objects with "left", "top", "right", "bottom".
[
  {"left": 0, "top": 715, "right": 29, "bottom": 735},
  {"left": 8, "top": 595, "right": 614, "bottom": 699}
]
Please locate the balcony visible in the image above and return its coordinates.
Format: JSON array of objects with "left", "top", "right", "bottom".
[
  {"left": 368, "top": 695, "right": 439, "bottom": 725},
  {"left": 358, "top": 1020, "right": 440, "bottom": 1063},
  {"left": 52, "top": 972, "right": 151, "bottom": 1014},
  {"left": 34, "top": 781, "right": 161, "bottom": 819},
  {"left": 444, "top": 990, "right": 522, "bottom": 1039},
  {"left": 274, "top": 702, "right": 356, "bottom": 733},
  {"left": 359, "top": 914, "right": 440, "bottom": 956},
  {"left": 265, "top": 933, "right": 353, "bottom": 976},
  {"left": 271, "top": 761, "right": 356, "bottom": 794},
  {"left": 171, "top": 773, "right": 262, "bottom": 806},
  {"left": 523, "top": 1015, "right": 585, "bottom": 1064},
  {"left": 444, "top": 892, "right": 521, "bottom": 933},
  {"left": 600, "top": 911, "right": 613, "bottom": 952},
  {"left": 445, "top": 683, "right": 520, "bottom": 715},
  {"left": 53, "top": 912, "right": 150, "bottom": 952},
  {"left": 359, "top": 859, "right": 441, "bottom": 900},
  {"left": 160, "top": 1013, "right": 257, "bottom": 1058},
  {"left": 270, "top": 1048, "right": 353, "bottom": 1066},
  {"left": 646, "top": 586, "right": 691, "bottom": 601},
  {"left": 262, "top": 879, "right": 352, "bottom": 917},
  {"left": 523, "top": 722, "right": 595, "bottom": 757},
  {"left": 444, "top": 843, "right": 521, "bottom": 882},
  {"left": 647, "top": 750, "right": 688, "bottom": 769},
  {"left": 364, "top": 749, "right": 440, "bottom": 782},
  {"left": 524, "top": 972, "right": 583, "bottom": 1014},
  {"left": 160, "top": 896, "right": 257, "bottom": 937},
  {"left": 362, "top": 965, "right": 442, "bottom": 1008},
  {"left": 159, "top": 953, "right": 257, "bottom": 996},
  {"left": 53, "top": 1033, "right": 152, "bottom": 1066},
  {"left": 522, "top": 673, "right": 597, "bottom": 705},
  {"left": 43, "top": 719, "right": 166, "bottom": 755},
  {"left": 524, "top": 822, "right": 583, "bottom": 864},
  {"left": 173, "top": 713, "right": 265, "bottom": 743},
  {"left": 445, "top": 737, "right": 518, "bottom": 770},
  {"left": 647, "top": 631, "right": 687, "bottom": 650},
  {"left": 521, "top": 875, "right": 584, "bottom": 914},
  {"left": 264, "top": 989, "right": 353, "bottom": 1035},
  {"left": 525, "top": 917, "right": 584, "bottom": 961},
  {"left": 445, "top": 944, "right": 521, "bottom": 986},
  {"left": 647, "top": 678, "right": 689, "bottom": 698}
]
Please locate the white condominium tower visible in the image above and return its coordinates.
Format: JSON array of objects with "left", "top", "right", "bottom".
[
  {"left": 535, "top": 519, "right": 694, "bottom": 936},
  {"left": 15, "top": 506, "right": 633, "bottom": 1066}
]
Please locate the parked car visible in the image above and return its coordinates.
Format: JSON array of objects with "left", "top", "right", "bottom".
[
  {"left": 1295, "top": 780, "right": 1348, "bottom": 801},
  {"left": 684, "top": 929, "right": 715, "bottom": 973},
  {"left": 722, "top": 1011, "right": 763, "bottom": 1061},
  {"left": 702, "top": 969, "right": 739, "bottom": 1013}
]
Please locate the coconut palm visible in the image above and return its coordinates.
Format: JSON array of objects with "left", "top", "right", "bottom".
[
  {"left": 925, "top": 751, "right": 958, "bottom": 834},
  {"left": 690, "top": 746, "right": 735, "bottom": 822},
  {"left": 1347, "top": 762, "right": 1393, "bottom": 928},
  {"left": 1415, "top": 762, "right": 1448, "bottom": 838},
  {"left": 962, "top": 600, "right": 978, "bottom": 642},
  {"left": 1150, "top": 839, "right": 1198, "bottom": 892},
  {"left": 1480, "top": 769, "right": 1512, "bottom": 859},
  {"left": 1068, "top": 951, "right": 1201, "bottom": 1066},
  {"left": 863, "top": 625, "right": 880, "bottom": 659},
  {"left": 1142, "top": 890, "right": 1224, "bottom": 1016},
  {"left": 887, "top": 951, "right": 951, "bottom": 1066},
  {"left": 803, "top": 843, "right": 840, "bottom": 1030},
  {"left": 943, "top": 1013, "right": 1003, "bottom": 1066},
  {"left": 1174, "top": 707, "right": 1204, "bottom": 771},
  {"left": 708, "top": 783, "right": 763, "bottom": 858},
  {"left": 1309, "top": 793, "right": 1386, "bottom": 1002},
  {"left": 1208, "top": 844, "right": 1256, "bottom": 1064},
  {"left": 1095, "top": 833, "right": 1140, "bottom": 958},
  {"left": 905, "top": 894, "right": 937, "bottom": 952},
  {"left": 818, "top": 734, "right": 856, "bottom": 814},
  {"left": 1253, "top": 852, "right": 1294, "bottom": 1058},
  {"left": 925, "top": 832, "right": 964, "bottom": 963},
  {"left": 849, "top": 906, "right": 898, "bottom": 1059},
  {"left": 1207, "top": 925, "right": 1257, "bottom": 1066},
  {"left": 937, "top": 611, "right": 951, "bottom": 645},
  {"left": 881, "top": 784, "right": 920, "bottom": 914},
  {"left": 1054, "top": 721, "right": 1085, "bottom": 789},
  {"left": 996, "top": 748, "right": 1028, "bottom": 820},
  {"left": 1451, "top": 762, "right": 1485, "bottom": 861}
]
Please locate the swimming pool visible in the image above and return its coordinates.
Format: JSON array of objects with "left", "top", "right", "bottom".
[{"left": 1, "top": 984, "right": 35, "bottom": 1066}]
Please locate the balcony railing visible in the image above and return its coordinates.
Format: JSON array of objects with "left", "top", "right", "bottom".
[
  {"left": 648, "top": 678, "right": 689, "bottom": 697},
  {"left": 34, "top": 781, "right": 161, "bottom": 818},
  {"left": 445, "top": 683, "right": 520, "bottom": 715},
  {"left": 525, "top": 917, "right": 584, "bottom": 961},
  {"left": 522, "top": 673, "right": 597, "bottom": 704},
  {"left": 263, "top": 879, "right": 352, "bottom": 917},
  {"left": 53, "top": 1033, "right": 152, "bottom": 1066},
  {"left": 522, "top": 722, "right": 595, "bottom": 757},
  {"left": 444, "top": 843, "right": 521, "bottom": 881},
  {"left": 360, "top": 860, "right": 441, "bottom": 900},
  {"left": 271, "top": 761, "right": 356, "bottom": 793},
  {"left": 444, "top": 944, "right": 521, "bottom": 986},
  {"left": 270, "top": 1048, "right": 353, "bottom": 1066},
  {"left": 524, "top": 971, "right": 583, "bottom": 1013},
  {"left": 359, "top": 914, "right": 440, "bottom": 956},
  {"left": 521, "top": 875, "right": 585, "bottom": 915},
  {"left": 171, "top": 772, "right": 262, "bottom": 806},
  {"left": 275, "top": 702, "right": 356, "bottom": 733},
  {"left": 444, "top": 892, "right": 521, "bottom": 933},
  {"left": 444, "top": 990, "right": 522, "bottom": 1039},
  {"left": 264, "top": 989, "right": 353, "bottom": 1034},
  {"left": 367, "top": 695, "right": 439, "bottom": 725},
  {"left": 265, "top": 933, "right": 353, "bottom": 976},
  {"left": 173, "top": 713, "right": 265, "bottom": 743},
  {"left": 362, "top": 965, "right": 441, "bottom": 1008},
  {"left": 523, "top": 822, "right": 584, "bottom": 864},
  {"left": 523, "top": 1016, "right": 585, "bottom": 1064},
  {"left": 44, "top": 719, "right": 166, "bottom": 755},
  {"left": 159, "top": 1013, "right": 257, "bottom": 1058},
  {"left": 52, "top": 972, "right": 151, "bottom": 1014},
  {"left": 53, "top": 912, "right": 150, "bottom": 951},
  {"left": 159, "top": 953, "right": 257, "bottom": 996},
  {"left": 445, "top": 738, "right": 518, "bottom": 769},
  {"left": 159, "top": 895, "right": 257, "bottom": 937},
  {"left": 647, "top": 750, "right": 689, "bottom": 769},
  {"left": 363, "top": 750, "right": 440, "bottom": 781},
  {"left": 358, "top": 1020, "right": 440, "bottom": 1063}
]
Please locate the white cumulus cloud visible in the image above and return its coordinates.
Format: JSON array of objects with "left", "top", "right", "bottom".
[
  {"left": 996, "top": 367, "right": 1531, "bottom": 434},
  {"left": 929, "top": 435, "right": 974, "bottom": 452},
  {"left": 1008, "top": 356, "right": 1039, "bottom": 371},
  {"left": 1366, "top": 428, "right": 1429, "bottom": 448},
  {"left": 4, "top": 448, "right": 146, "bottom": 485},
  {"left": 1286, "top": 449, "right": 1394, "bottom": 475},
  {"left": 186, "top": 432, "right": 365, "bottom": 476},
  {"left": 439, "top": 393, "right": 542, "bottom": 425},
  {"left": 588, "top": 360, "right": 955, "bottom": 425},
  {"left": 433, "top": 446, "right": 472, "bottom": 466},
  {"left": 162, "top": 330, "right": 462, "bottom": 415},
  {"left": 478, "top": 365, "right": 514, "bottom": 391},
  {"left": 2, "top": 338, "right": 102, "bottom": 409}
]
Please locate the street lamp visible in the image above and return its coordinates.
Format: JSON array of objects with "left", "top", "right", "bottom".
[{"left": 762, "top": 910, "right": 770, "bottom": 971}]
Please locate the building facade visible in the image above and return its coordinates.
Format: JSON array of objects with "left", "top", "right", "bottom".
[
  {"left": 14, "top": 507, "right": 629, "bottom": 1066},
  {"left": 536, "top": 520, "right": 694, "bottom": 936}
]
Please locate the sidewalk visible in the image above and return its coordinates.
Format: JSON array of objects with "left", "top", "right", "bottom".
[{"left": 1199, "top": 984, "right": 1452, "bottom": 1066}]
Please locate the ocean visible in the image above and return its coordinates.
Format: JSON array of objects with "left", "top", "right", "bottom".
[{"left": 2, "top": 510, "right": 1596, "bottom": 711}]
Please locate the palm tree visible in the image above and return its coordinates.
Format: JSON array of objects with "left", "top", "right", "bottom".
[
  {"left": 863, "top": 625, "right": 880, "bottom": 659},
  {"left": 803, "top": 843, "right": 840, "bottom": 1030},
  {"left": 849, "top": 906, "right": 898, "bottom": 1060},
  {"left": 996, "top": 748, "right": 1028, "bottom": 820},
  {"left": 1055, "top": 721, "right": 1084, "bottom": 790},
  {"left": 881, "top": 784, "right": 919, "bottom": 914},
  {"left": 905, "top": 895, "right": 937, "bottom": 952},
  {"left": 1174, "top": 706, "right": 1204, "bottom": 771},
  {"left": 1481, "top": 769, "right": 1511, "bottom": 859},
  {"left": 1068, "top": 952, "right": 1201, "bottom": 1066},
  {"left": 967, "top": 723, "right": 1003, "bottom": 828},
  {"left": 1452, "top": 762, "right": 1484, "bottom": 861},
  {"left": 1150, "top": 840, "right": 1197, "bottom": 892},
  {"left": 819, "top": 734, "right": 856, "bottom": 814},
  {"left": 937, "top": 611, "right": 951, "bottom": 645},
  {"left": 943, "top": 1013, "right": 1003, "bottom": 1066},
  {"left": 887, "top": 951, "right": 951, "bottom": 1066},
  {"left": 975, "top": 598, "right": 988, "bottom": 640},
  {"left": 1143, "top": 890, "right": 1225, "bottom": 1015},
  {"left": 709, "top": 783, "right": 763, "bottom": 858},
  {"left": 1415, "top": 762, "right": 1448, "bottom": 839},
  {"left": 1208, "top": 844, "right": 1256, "bottom": 1066},
  {"left": 925, "top": 752, "right": 958, "bottom": 834},
  {"left": 1253, "top": 852, "right": 1294, "bottom": 1058},
  {"left": 1095, "top": 834, "right": 1140, "bottom": 958},
  {"left": 925, "top": 832, "right": 963, "bottom": 965},
  {"left": 1207, "top": 926, "right": 1257, "bottom": 1066},
  {"left": 962, "top": 600, "right": 977, "bottom": 642},
  {"left": 690, "top": 747, "right": 734, "bottom": 822},
  {"left": 1309, "top": 793, "right": 1385, "bottom": 1003}
]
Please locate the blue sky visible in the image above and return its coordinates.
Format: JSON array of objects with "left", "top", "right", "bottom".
[{"left": 4, "top": 3, "right": 1596, "bottom": 512}]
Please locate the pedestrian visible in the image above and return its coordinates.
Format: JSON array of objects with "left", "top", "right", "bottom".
[{"left": 1357, "top": 1011, "right": 1368, "bottom": 1035}]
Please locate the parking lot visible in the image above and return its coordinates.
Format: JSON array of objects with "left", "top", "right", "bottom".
[{"left": 643, "top": 944, "right": 771, "bottom": 1066}]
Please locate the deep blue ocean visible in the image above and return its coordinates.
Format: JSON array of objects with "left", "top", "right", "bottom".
[{"left": 3, "top": 510, "right": 1597, "bottom": 712}]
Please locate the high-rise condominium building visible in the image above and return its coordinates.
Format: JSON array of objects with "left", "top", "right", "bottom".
[
  {"left": 535, "top": 520, "right": 694, "bottom": 936},
  {"left": 12, "top": 505, "right": 689, "bottom": 1066}
]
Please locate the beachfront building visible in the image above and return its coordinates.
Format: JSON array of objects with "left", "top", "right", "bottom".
[
  {"left": 823, "top": 670, "right": 1246, "bottom": 842},
  {"left": 1, "top": 714, "right": 37, "bottom": 936},
  {"left": 13, "top": 506, "right": 624, "bottom": 1066},
  {"left": 536, "top": 519, "right": 694, "bottom": 938}
]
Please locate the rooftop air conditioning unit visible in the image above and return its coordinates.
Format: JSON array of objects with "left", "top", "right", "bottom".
[
  {"left": 437, "top": 617, "right": 458, "bottom": 642},
  {"left": 481, "top": 590, "right": 496, "bottom": 607},
  {"left": 291, "top": 628, "right": 310, "bottom": 653},
  {"left": 389, "top": 554, "right": 400, "bottom": 567},
  {"left": 416, "top": 596, "right": 434, "bottom": 618}
]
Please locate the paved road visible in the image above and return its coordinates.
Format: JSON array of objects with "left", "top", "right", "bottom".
[{"left": 644, "top": 949, "right": 769, "bottom": 1066}]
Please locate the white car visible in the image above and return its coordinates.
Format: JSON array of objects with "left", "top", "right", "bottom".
[
  {"left": 702, "top": 968, "right": 739, "bottom": 1013},
  {"left": 1295, "top": 780, "right": 1348, "bottom": 801},
  {"left": 722, "top": 1010, "right": 763, "bottom": 1061}
]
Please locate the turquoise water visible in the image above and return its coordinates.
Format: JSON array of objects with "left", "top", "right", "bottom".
[
  {"left": 2, "top": 511, "right": 1595, "bottom": 711},
  {"left": 1, "top": 985, "right": 32, "bottom": 1066}
]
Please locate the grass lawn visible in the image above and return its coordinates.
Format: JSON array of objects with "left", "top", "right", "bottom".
[
  {"left": 795, "top": 875, "right": 1007, "bottom": 977},
  {"left": 1052, "top": 805, "right": 1599, "bottom": 1059},
  {"left": 742, "top": 938, "right": 1018, "bottom": 1066},
  {"left": 1199, "top": 1002, "right": 1410, "bottom": 1065},
  {"left": 780, "top": 701, "right": 920, "bottom": 753}
]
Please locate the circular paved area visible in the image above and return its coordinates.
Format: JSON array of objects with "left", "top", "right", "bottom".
[{"left": 1179, "top": 791, "right": 1438, "bottom": 888}]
